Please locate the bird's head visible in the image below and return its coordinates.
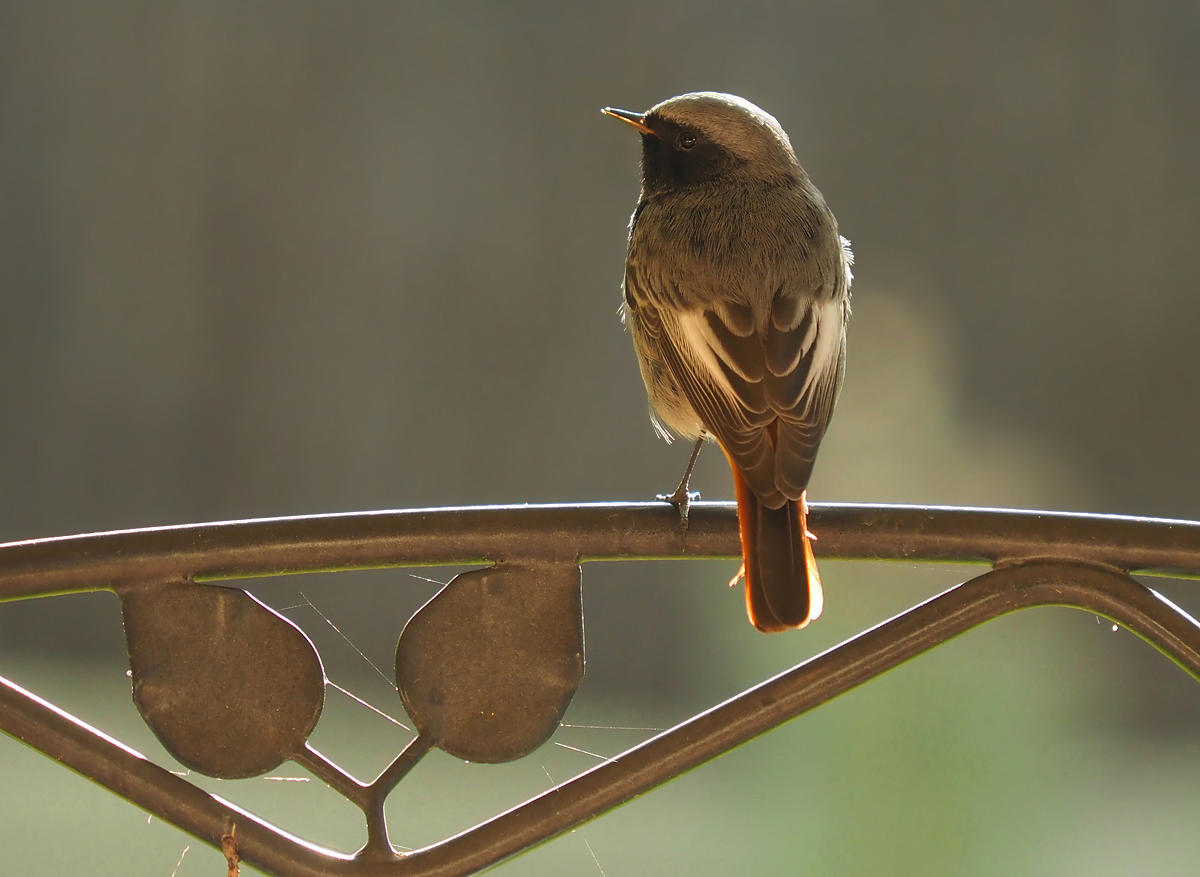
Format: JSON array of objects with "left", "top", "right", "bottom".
[{"left": 604, "top": 92, "right": 801, "bottom": 195}]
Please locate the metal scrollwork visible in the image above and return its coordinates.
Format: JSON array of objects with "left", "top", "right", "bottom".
[{"left": 2, "top": 502, "right": 1199, "bottom": 877}]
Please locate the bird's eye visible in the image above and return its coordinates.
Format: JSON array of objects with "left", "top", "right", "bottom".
[{"left": 677, "top": 131, "right": 697, "bottom": 150}]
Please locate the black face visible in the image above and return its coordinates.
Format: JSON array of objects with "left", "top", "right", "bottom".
[{"left": 639, "top": 116, "right": 744, "bottom": 194}]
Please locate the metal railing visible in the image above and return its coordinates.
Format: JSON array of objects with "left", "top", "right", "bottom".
[{"left": 2, "top": 502, "right": 1199, "bottom": 876}]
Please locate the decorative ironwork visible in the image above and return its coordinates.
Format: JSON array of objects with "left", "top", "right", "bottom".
[{"left": 1, "top": 502, "right": 1199, "bottom": 876}]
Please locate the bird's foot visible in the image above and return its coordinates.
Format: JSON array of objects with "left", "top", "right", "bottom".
[
  {"left": 658, "top": 434, "right": 706, "bottom": 532},
  {"left": 657, "top": 486, "right": 701, "bottom": 532}
]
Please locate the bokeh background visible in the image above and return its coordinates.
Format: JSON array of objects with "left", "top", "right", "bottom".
[{"left": 2, "top": 2, "right": 1200, "bottom": 874}]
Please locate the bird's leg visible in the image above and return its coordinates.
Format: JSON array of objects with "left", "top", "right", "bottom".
[{"left": 658, "top": 434, "right": 705, "bottom": 530}]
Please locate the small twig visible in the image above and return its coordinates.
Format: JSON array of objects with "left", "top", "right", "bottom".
[{"left": 220, "top": 823, "right": 239, "bottom": 877}]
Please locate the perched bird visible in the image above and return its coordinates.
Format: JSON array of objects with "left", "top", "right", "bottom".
[{"left": 605, "top": 92, "right": 852, "bottom": 633}]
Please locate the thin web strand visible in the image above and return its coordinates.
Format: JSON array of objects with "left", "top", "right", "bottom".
[
  {"left": 553, "top": 741, "right": 608, "bottom": 760},
  {"left": 169, "top": 846, "right": 190, "bottom": 877},
  {"left": 583, "top": 838, "right": 608, "bottom": 877},
  {"left": 327, "top": 679, "right": 411, "bottom": 731},
  {"left": 298, "top": 592, "right": 396, "bottom": 690}
]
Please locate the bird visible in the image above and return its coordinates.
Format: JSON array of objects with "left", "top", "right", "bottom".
[{"left": 604, "top": 92, "right": 851, "bottom": 633}]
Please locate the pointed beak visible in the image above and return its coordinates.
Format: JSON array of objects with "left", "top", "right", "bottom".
[{"left": 602, "top": 107, "right": 655, "bottom": 136}]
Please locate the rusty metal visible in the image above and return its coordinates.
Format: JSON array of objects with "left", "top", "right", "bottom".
[{"left": 2, "top": 502, "right": 1200, "bottom": 877}]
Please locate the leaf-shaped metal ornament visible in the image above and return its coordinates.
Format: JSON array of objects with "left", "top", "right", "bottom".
[
  {"left": 120, "top": 581, "right": 324, "bottom": 779},
  {"left": 396, "top": 561, "right": 584, "bottom": 763}
]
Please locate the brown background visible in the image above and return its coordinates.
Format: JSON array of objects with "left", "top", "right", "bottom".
[{"left": 1, "top": 3, "right": 1199, "bottom": 875}]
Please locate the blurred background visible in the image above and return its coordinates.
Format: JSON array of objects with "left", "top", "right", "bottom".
[{"left": 1, "top": 2, "right": 1199, "bottom": 874}]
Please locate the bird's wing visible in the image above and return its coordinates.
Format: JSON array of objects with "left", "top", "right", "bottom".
[
  {"left": 626, "top": 261, "right": 846, "bottom": 506},
  {"left": 762, "top": 292, "right": 847, "bottom": 500}
]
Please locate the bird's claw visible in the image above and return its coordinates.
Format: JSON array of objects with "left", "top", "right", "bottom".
[{"left": 658, "top": 488, "right": 702, "bottom": 531}]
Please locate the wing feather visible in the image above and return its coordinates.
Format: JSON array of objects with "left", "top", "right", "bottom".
[{"left": 627, "top": 251, "right": 847, "bottom": 507}]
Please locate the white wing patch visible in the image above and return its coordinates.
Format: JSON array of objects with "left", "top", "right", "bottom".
[
  {"left": 676, "top": 298, "right": 842, "bottom": 421},
  {"left": 677, "top": 310, "right": 744, "bottom": 407},
  {"left": 793, "top": 298, "right": 843, "bottom": 420}
]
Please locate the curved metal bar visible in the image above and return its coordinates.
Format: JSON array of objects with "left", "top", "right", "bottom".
[
  {"left": 3, "top": 559, "right": 1199, "bottom": 877},
  {"left": 2, "top": 502, "right": 1200, "bottom": 601},
  {"left": 0, "top": 673, "right": 356, "bottom": 877}
]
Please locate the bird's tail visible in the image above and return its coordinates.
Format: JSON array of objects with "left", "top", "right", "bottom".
[{"left": 729, "top": 464, "right": 824, "bottom": 633}]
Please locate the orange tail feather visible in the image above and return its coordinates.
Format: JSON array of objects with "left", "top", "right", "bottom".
[{"left": 728, "top": 462, "right": 823, "bottom": 633}]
